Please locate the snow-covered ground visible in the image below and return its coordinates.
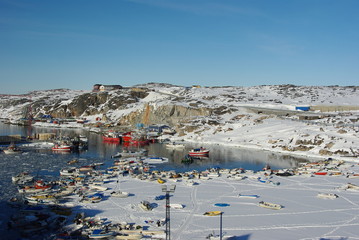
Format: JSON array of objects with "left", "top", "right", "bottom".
[{"left": 62, "top": 161, "right": 359, "bottom": 240}]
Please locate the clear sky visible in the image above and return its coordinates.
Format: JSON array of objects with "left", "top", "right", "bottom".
[{"left": 1, "top": 0, "right": 358, "bottom": 94}]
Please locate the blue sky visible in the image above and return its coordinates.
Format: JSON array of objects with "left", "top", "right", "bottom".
[{"left": 0, "top": 0, "right": 358, "bottom": 94}]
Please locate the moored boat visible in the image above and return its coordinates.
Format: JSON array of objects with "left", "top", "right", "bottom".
[
  {"left": 3, "top": 143, "right": 22, "bottom": 154},
  {"left": 188, "top": 147, "right": 209, "bottom": 157},
  {"left": 52, "top": 142, "right": 72, "bottom": 151},
  {"left": 102, "top": 131, "right": 121, "bottom": 143}
]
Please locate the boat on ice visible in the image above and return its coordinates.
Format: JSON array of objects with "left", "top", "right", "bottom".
[
  {"left": 170, "top": 203, "right": 184, "bottom": 209},
  {"left": 317, "top": 193, "right": 339, "bottom": 199},
  {"left": 258, "top": 201, "right": 282, "bottom": 210},
  {"left": 110, "top": 190, "right": 130, "bottom": 198},
  {"left": 203, "top": 211, "right": 223, "bottom": 216},
  {"left": 188, "top": 147, "right": 209, "bottom": 157},
  {"left": 139, "top": 200, "right": 153, "bottom": 211},
  {"left": 238, "top": 194, "right": 259, "bottom": 199},
  {"left": 88, "top": 229, "right": 116, "bottom": 239}
]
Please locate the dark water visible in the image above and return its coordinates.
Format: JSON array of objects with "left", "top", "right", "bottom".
[{"left": 0, "top": 121, "right": 309, "bottom": 238}]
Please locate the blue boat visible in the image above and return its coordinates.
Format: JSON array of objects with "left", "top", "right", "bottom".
[{"left": 214, "top": 203, "right": 230, "bottom": 207}]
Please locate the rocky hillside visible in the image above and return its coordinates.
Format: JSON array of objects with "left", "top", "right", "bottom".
[{"left": 1, "top": 83, "right": 359, "bottom": 159}]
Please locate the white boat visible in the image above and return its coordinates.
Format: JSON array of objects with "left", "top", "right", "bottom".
[
  {"left": 111, "top": 191, "right": 130, "bottom": 198},
  {"left": 88, "top": 229, "right": 115, "bottom": 239},
  {"left": 188, "top": 147, "right": 209, "bottom": 157},
  {"left": 52, "top": 142, "right": 72, "bottom": 151},
  {"left": 60, "top": 167, "right": 78, "bottom": 176},
  {"left": 12, "top": 172, "right": 34, "bottom": 184},
  {"left": 258, "top": 201, "right": 282, "bottom": 210},
  {"left": 317, "top": 193, "right": 338, "bottom": 199},
  {"left": 170, "top": 203, "right": 184, "bottom": 209},
  {"left": 141, "top": 157, "right": 169, "bottom": 164},
  {"left": 238, "top": 194, "right": 259, "bottom": 199},
  {"left": 139, "top": 200, "right": 153, "bottom": 211},
  {"left": 3, "top": 144, "right": 22, "bottom": 154}
]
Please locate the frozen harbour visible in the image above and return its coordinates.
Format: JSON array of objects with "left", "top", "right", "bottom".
[
  {"left": 3, "top": 151, "right": 359, "bottom": 240},
  {"left": 68, "top": 165, "right": 359, "bottom": 240}
]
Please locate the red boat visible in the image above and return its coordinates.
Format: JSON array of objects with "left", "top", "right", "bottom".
[
  {"left": 314, "top": 171, "right": 328, "bottom": 176},
  {"left": 122, "top": 132, "right": 132, "bottom": 142},
  {"left": 102, "top": 131, "right": 121, "bottom": 143},
  {"left": 188, "top": 147, "right": 210, "bottom": 157},
  {"left": 52, "top": 143, "right": 71, "bottom": 151}
]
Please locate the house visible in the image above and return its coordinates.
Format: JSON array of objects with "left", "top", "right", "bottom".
[{"left": 93, "top": 84, "right": 122, "bottom": 92}]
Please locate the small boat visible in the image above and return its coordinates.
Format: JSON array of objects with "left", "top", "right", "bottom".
[
  {"left": 238, "top": 194, "right": 259, "bottom": 199},
  {"left": 314, "top": 171, "right": 328, "bottom": 176},
  {"left": 12, "top": 172, "right": 34, "bottom": 184},
  {"left": 157, "top": 178, "right": 166, "bottom": 184},
  {"left": 214, "top": 203, "right": 230, "bottom": 207},
  {"left": 347, "top": 183, "right": 359, "bottom": 190},
  {"left": 170, "top": 203, "right": 184, "bottom": 209},
  {"left": 82, "top": 193, "right": 104, "bottom": 203},
  {"left": 141, "top": 157, "right": 169, "bottom": 164},
  {"left": 115, "top": 234, "right": 143, "bottom": 240},
  {"left": 3, "top": 144, "right": 22, "bottom": 154},
  {"left": 203, "top": 211, "right": 223, "bottom": 216},
  {"left": 88, "top": 229, "right": 115, "bottom": 239},
  {"left": 52, "top": 142, "right": 72, "bottom": 151},
  {"left": 139, "top": 200, "right": 153, "bottom": 211},
  {"left": 258, "top": 201, "right": 282, "bottom": 210},
  {"left": 317, "top": 192, "right": 339, "bottom": 199},
  {"left": 60, "top": 167, "right": 78, "bottom": 176},
  {"left": 188, "top": 147, "right": 209, "bottom": 157},
  {"left": 111, "top": 191, "right": 130, "bottom": 198}
]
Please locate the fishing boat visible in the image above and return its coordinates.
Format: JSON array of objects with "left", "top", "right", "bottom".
[
  {"left": 52, "top": 142, "right": 72, "bottom": 151},
  {"left": 102, "top": 131, "right": 121, "bottom": 143},
  {"left": 188, "top": 147, "right": 209, "bottom": 157},
  {"left": 258, "top": 201, "right": 282, "bottom": 210}
]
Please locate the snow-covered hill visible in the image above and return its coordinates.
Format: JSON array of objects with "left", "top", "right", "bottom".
[{"left": 1, "top": 84, "right": 359, "bottom": 159}]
